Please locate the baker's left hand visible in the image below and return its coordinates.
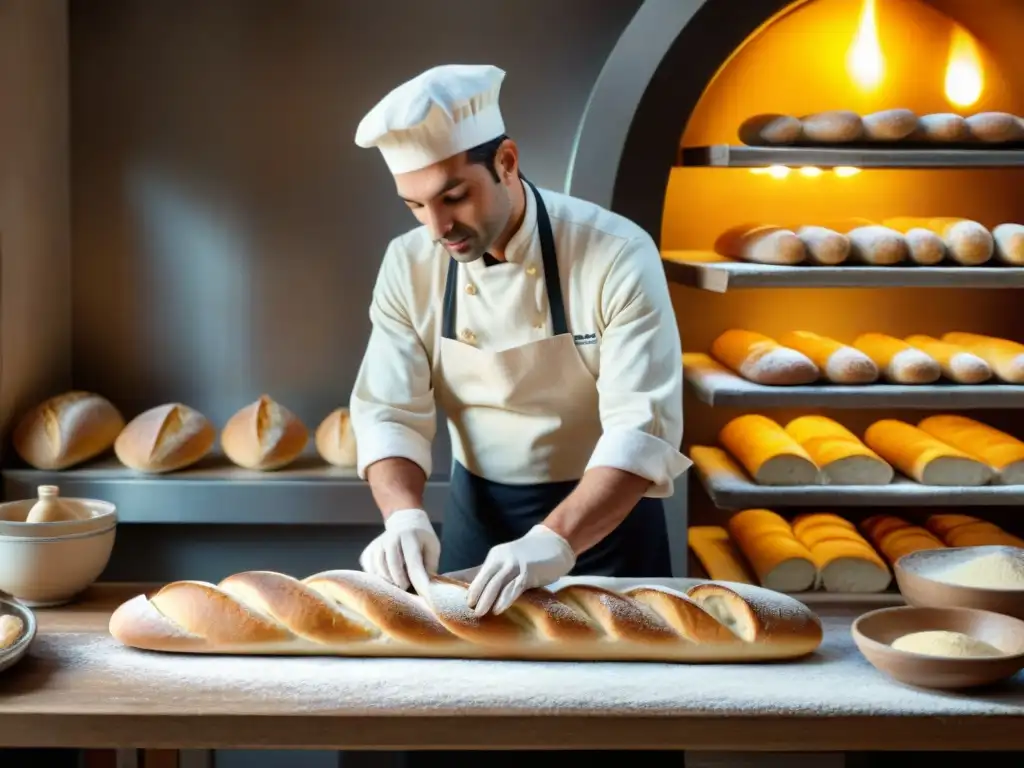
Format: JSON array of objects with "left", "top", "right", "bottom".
[{"left": 466, "top": 525, "right": 576, "bottom": 616}]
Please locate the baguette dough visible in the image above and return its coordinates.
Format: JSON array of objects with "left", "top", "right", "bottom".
[
  {"left": 903, "top": 335, "right": 992, "bottom": 384},
  {"left": 776, "top": 331, "right": 878, "bottom": 384},
  {"left": 114, "top": 403, "right": 215, "bottom": 473},
  {"left": 710, "top": 329, "right": 819, "bottom": 385},
  {"left": 719, "top": 414, "right": 821, "bottom": 486},
  {"left": 12, "top": 391, "right": 125, "bottom": 470},
  {"left": 315, "top": 407, "right": 358, "bottom": 467},
  {"left": 917, "top": 415, "right": 1024, "bottom": 485},
  {"left": 863, "top": 419, "right": 993, "bottom": 486},
  {"left": 107, "top": 569, "right": 825, "bottom": 661},
  {"left": 222, "top": 395, "right": 309, "bottom": 471},
  {"left": 853, "top": 333, "right": 941, "bottom": 384},
  {"left": 784, "top": 415, "right": 893, "bottom": 485}
]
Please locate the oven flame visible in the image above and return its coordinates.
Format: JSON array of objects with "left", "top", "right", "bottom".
[
  {"left": 847, "top": 0, "right": 884, "bottom": 91},
  {"left": 943, "top": 25, "right": 983, "bottom": 109}
]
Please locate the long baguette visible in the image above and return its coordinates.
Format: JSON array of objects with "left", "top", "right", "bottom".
[
  {"left": 917, "top": 415, "right": 1024, "bottom": 485},
  {"left": 942, "top": 332, "right": 1024, "bottom": 383},
  {"left": 714, "top": 224, "right": 805, "bottom": 265},
  {"left": 883, "top": 217, "right": 992, "bottom": 265},
  {"left": 863, "top": 419, "right": 993, "bottom": 486},
  {"left": 776, "top": 331, "right": 878, "bottom": 384},
  {"left": 853, "top": 333, "right": 941, "bottom": 384},
  {"left": 727, "top": 509, "right": 817, "bottom": 593},
  {"left": 903, "top": 335, "right": 992, "bottom": 384},
  {"left": 788, "top": 512, "right": 891, "bottom": 593},
  {"left": 710, "top": 329, "right": 819, "bottom": 385},
  {"left": 107, "top": 570, "right": 824, "bottom": 661},
  {"left": 688, "top": 526, "right": 756, "bottom": 584},
  {"left": 719, "top": 414, "right": 821, "bottom": 486},
  {"left": 993, "top": 223, "right": 1024, "bottom": 265},
  {"left": 784, "top": 415, "right": 893, "bottom": 485}
]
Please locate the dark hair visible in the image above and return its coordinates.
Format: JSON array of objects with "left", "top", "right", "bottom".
[{"left": 465, "top": 133, "right": 517, "bottom": 183}]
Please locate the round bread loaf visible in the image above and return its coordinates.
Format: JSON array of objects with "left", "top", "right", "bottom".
[
  {"left": 315, "top": 407, "right": 357, "bottom": 467},
  {"left": 115, "top": 403, "right": 215, "bottom": 473},
  {"left": 221, "top": 395, "right": 308, "bottom": 470},
  {"left": 12, "top": 391, "right": 125, "bottom": 470}
]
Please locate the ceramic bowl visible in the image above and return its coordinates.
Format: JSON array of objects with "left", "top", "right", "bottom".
[
  {"left": 895, "top": 546, "right": 1024, "bottom": 621},
  {"left": 0, "top": 494, "right": 117, "bottom": 539},
  {"left": 852, "top": 605, "right": 1024, "bottom": 689},
  {"left": 0, "top": 523, "right": 117, "bottom": 607},
  {"left": 0, "top": 595, "right": 37, "bottom": 674}
]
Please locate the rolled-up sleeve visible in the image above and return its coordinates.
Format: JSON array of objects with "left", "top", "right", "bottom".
[
  {"left": 350, "top": 241, "right": 436, "bottom": 480},
  {"left": 584, "top": 233, "right": 691, "bottom": 497}
]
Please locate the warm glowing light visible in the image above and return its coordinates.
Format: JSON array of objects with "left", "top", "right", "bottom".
[
  {"left": 799, "top": 167, "right": 823, "bottom": 177},
  {"left": 768, "top": 165, "right": 791, "bottom": 179},
  {"left": 834, "top": 166, "right": 861, "bottom": 177},
  {"left": 749, "top": 167, "right": 772, "bottom": 175},
  {"left": 944, "top": 25, "right": 984, "bottom": 109},
  {"left": 847, "top": 0, "right": 884, "bottom": 91}
]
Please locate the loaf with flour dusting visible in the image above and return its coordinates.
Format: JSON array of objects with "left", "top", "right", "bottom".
[{"left": 108, "top": 570, "right": 823, "bottom": 661}]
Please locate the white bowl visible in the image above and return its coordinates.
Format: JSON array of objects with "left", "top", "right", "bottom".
[
  {"left": 0, "top": 496, "right": 116, "bottom": 538},
  {"left": 0, "top": 524, "right": 117, "bottom": 606}
]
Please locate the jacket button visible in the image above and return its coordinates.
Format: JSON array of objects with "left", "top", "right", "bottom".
[
  {"left": 460, "top": 328, "right": 476, "bottom": 342},
  {"left": 465, "top": 284, "right": 477, "bottom": 295},
  {"left": 525, "top": 265, "right": 537, "bottom": 276}
]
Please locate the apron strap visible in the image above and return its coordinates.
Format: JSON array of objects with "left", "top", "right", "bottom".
[{"left": 442, "top": 176, "right": 568, "bottom": 340}]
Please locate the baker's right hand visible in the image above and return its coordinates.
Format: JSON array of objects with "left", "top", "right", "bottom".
[{"left": 358, "top": 508, "right": 440, "bottom": 594}]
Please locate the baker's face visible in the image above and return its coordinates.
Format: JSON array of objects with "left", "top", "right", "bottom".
[{"left": 395, "top": 148, "right": 515, "bottom": 263}]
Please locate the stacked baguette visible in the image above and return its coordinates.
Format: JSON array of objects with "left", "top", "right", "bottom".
[
  {"left": 739, "top": 109, "right": 1024, "bottom": 146},
  {"left": 924, "top": 513, "right": 1024, "bottom": 548},
  {"left": 704, "top": 413, "right": 1024, "bottom": 488},
  {"left": 860, "top": 515, "right": 946, "bottom": 565},
  {"left": 12, "top": 391, "right": 359, "bottom": 473},
  {"left": 712, "top": 219, "right": 1023, "bottom": 267},
  {"left": 107, "top": 569, "right": 825, "bottom": 662},
  {"left": 703, "top": 329, "right": 1022, "bottom": 386}
]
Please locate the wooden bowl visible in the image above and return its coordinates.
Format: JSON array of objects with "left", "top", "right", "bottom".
[
  {"left": 852, "top": 605, "right": 1024, "bottom": 689},
  {"left": 895, "top": 546, "right": 1024, "bottom": 620}
]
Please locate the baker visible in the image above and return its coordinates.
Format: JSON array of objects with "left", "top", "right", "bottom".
[{"left": 350, "top": 63, "right": 690, "bottom": 616}]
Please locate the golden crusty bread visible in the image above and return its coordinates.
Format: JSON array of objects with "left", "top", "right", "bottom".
[
  {"left": 687, "top": 526, "right": 756, "bottom": 584},
  {"left": 719, "top": 414, "right": 821, "bottom": 486},
  {"left": 12, "top": 391, "right": 125, "bottom": 470},
  {"left": 776, "top": 331, "right": 878, "bottom": 384},
  {"left": 713, "top": 224, "right": 806, "bottom": 265},
  {"left": 863, "top": 419, "right": 993, "bottom": 486},
  {"left": 114, "top": 403, "right": 215, "bottom": 473},
  {"left": 903, "top": 336, "right": 991, "bottom": 384},
  {"left": 727, "top": 508, "right": 817, "bottom": 593},
  {"left": 107, "top": 570, "right": 824, "bottom": 661},
  {"left": 788, "top": 512, "right": 891, "bottom": 593},
  {"left": 860, "top": 514, "right": 946, "bottom": 566},
  {"left": 941, "top": 332, "right": 1024, "bottom": 383},
  {"left": 221, "top": 395, "right": 308, "bottom": 470},
  {"left": 710, "top": 330, "right": 819, "bottom": 386},
  {"left": 784, "top": 415, "right": 893, "bottom": 486},
  {"left": 853, "top": 333, "right": 941, "bottom": 384},
  {"left": 917, "top": 415, "right": 1024, "bottom": 485},
  {"left": 314, "top": 407, "right": 357, "bottom": 467}
]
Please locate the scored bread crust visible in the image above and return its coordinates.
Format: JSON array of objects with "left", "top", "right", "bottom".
[
  {"left": 108, "top": 570, "right": 823, "bottom": 662},
  {"left": 12, "top": 391, "right": 125, "bottom": 470},
  {"left": 114, "top": 403, "right": 215, "bottom": 473},
  {"left": 221, "top": 394, "right": 308, "bottom": 470},
  {"left": 314, "top": 406, "right": 358, "bottom": 467}
]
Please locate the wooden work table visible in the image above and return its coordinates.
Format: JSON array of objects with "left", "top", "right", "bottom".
[{"left": 0, "top": 583, "right": 1023, "bottom": 752}]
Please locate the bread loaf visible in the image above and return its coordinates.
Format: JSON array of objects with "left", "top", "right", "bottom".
[
  {"left": 221, "top": 395, "right": 308, "bottom": 471},
  {"left": 924, "top": 513, "right": 983, "bottom": 540},
  {"left": 784, "top": 415, "right": 893, "bottom": 485},
  {"left": 315, "top": 407, "right": 357, "bottom": 467},
  {"left": 993, "top": 223, "right": 1024, "bottom": 265},
  {"left": 0, "top": 615, "right": 24, "bottom": 650},
  {"left": 687, "top": 526, "right": 756, "bottom": 584},
  {"left": 709, "top": 330, "right": 819, "bottom": 385},
  {"left": 862, "top": 108, "right": 918, "bottom": 141},
  {"left": 917, "top": 415, "right": 1024, "bottom": 485},
  {"left": 718, "top": 414, "right": 820, "bottom": 485},
  {"left": 738, "top": 114, "right": 802, "bottom": 145},
  {"left": 776, "top": 331, "right": 878, "bottom": 384},
  {"left": 727, "top": 509, "right": 817, "bottom": 593},
  {"left": 799, "top": 110, "right": 864, "bottom": 143},
  {"left": 877, "top": 218, "right": 946, "bottom": 264},
  {"left": 714, "top": 224, "right": 805, "bottom": 265},
  {"left": 114, "top": 403, "right": 215, "bottom": 473},
  {"left": 846, "top": 226, "right": 908, "bottom": 265},
  {"left": 884, "top": 217, "right": 992, "bottom": 265},
  {"left": 863, "top": 419, "right": 993, "bottom": 486},
  {"left": 861, "top": 515, "right": 945, "bottom": 565},
  {"left": 965, "top": 112, "right": 1024, "bottom": 143},
  {"left": 910, "top": 113, "right": 969, "bottom": 143},
  {"left": 924, "top": 514, "right": 1024, "bottom": 548},
  {"left": 107, "top": 569, "right": 824, "bottom": 661},
  {"left": 941, "top": 332, "right": 1024, "bottom": 383},
  {"left": 903, "top": 335, "right": 992, "bottom": 384},
  {"left": 794, "top": 226, "right": 850, "bottom": 265},
  {"left": 12, "top": 391, "right": 125, "bottom": 470},
  {"left": 852, "top": 333, "right": 941, "bottom": 384},
  {"left": 788, "top": 512, "right": 891, "bottom": 592}
]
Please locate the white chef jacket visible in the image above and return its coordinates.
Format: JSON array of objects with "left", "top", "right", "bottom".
[{"left": 349, "top": 184, "right": 687, "bottom": 497}]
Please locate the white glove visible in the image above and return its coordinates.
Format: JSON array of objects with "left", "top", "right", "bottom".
[
  {"left": 466, "top": 525, "right": 576, "bottom": 617},
  {"left": 358, "top": 508, "right": 440, "bottom": 595}
]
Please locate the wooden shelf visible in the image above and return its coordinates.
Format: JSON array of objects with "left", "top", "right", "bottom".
[
  {"left": 683, "top": 353, "right": 1024, "bottom": 409},
  {"left": 690, "top": 446, "right": 1024, "bottom": 509},
  {"left": 1, "top": 456, "right": 448, "bottom": 524},
  {"left": 679, "top": 144, "right": 1024, "bottom": 169},
  {"left": 662, "top": 251, "right": 1024, "bottom": 292}
]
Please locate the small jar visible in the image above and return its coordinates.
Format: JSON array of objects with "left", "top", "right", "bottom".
[{"left": 24, "top": 485, "right": 86, "bottom": 523}]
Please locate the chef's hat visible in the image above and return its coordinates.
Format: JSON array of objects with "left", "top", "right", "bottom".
[{"left": 355, "top": 64, "right": 506, "bottom": 175}]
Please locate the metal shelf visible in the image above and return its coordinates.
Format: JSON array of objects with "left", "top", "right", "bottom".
[
  {"left": 690, "top": 446, "right": 1024, "bottom": 509},
  {"left": 662, "top": 250, "right": 1024, "bottom": 292},
  {"left": 679, "top": 144, "right": 1024, "bottom": 169},
  {"left": 683, "top": 353, "right": 1024, "bottom": 409},
  {"left": 1, "top": 456, "right": 448, "bottom": 524}
]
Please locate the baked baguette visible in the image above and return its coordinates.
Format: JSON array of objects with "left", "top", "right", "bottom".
[
  {"left": 114, "top": 403, "right": 215, "bottom": 473},
  {"left": 941, "top": 332, "right": 1024, "bottom": 383},
  {"left": 709, "top": 330, "right": 819, "bottom": 385},
  {"left": 993, "top": 223, "right": 1024, "bottom": 265},
  {"left": 846, "top": 226, "right": 908, "bottom": 265},
  {"left": 788, "top": 512, "right": 891, "bottom": 592},
  {"left": 799, "top": 110, "right": 864, "bottom": 143},
  {"left": 719, "top": 414, "right": 821, "bottom": 485},
  {"left": 917, "top": 414, "right": 1024, "bottom": 485},
  {"left": 910, "top": 113, "right": 969, "bottom": 143},
  {"left": 902, "top": 335, "right": 992, "bottom": 384},
  {"left": 794, "top": 226, "right": 850, "bottom": 265},
  {"left": 738, "top": 114, "right": 802, "bottom": 145},
  {"left": 852, "top": 333, "right": 941, "bottom": 384},
  {"left": 876, "top": 217, "right": 946, "bottom": 264},
  {"left": 924, "top": 513, "right": 983, "bottom": 539},
  {"left": 863, "top": 419, "right": 993, "bottom": 486},
  {"left": 862, "top": 108, "right": 918, "bottom": 141},
  {"left": 222, "top": 395, "right": 308, "bottom": 470},
  {"left": 942, "top": 521, "right": 1024, "bottom": 548},
  {"left": 860, "top": 515, "right": 945, "bottom": 565},
  {"left": 965, "top": 112, "right": 1024, "bottom": 143},
  {"left": 315, "top": 407, "right": 357, "bottom": 467},
  {"left": 776, "top": 331, "right": 878, "bottom": 384},
  {"left": 687, "top": 526, "right": 756, "bottom": 584},
  {"left": 784, "top": 415, "right": 893, "bottom": 485},
  {"left": 714, "top": 224, "right": 805, "bottom": 265},
  {"left": 727, "top": 509, "right": 817, "bottom": 593},
  {"left": 883, "top": 217, "right": 992, "bottom": 265},
  {"left": 12, "top": 391, "right": 125, "bottom": 470},
  {"left": 107, "top": 569, "right": 824, "bottom": 661}
]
